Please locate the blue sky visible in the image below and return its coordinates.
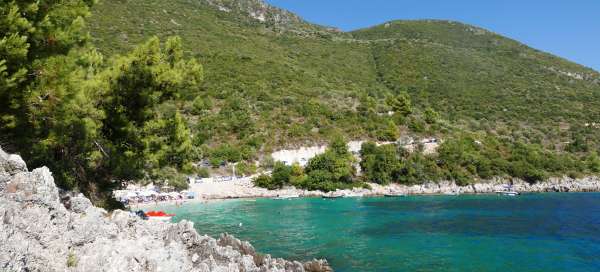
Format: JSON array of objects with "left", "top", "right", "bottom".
[{"left": 266, "top": 0, "right": 600, "bottom": 71}]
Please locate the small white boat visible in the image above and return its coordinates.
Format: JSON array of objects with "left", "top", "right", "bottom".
[
  {"left": 322, "top": 193, "right": 343, "bottom": 199},
  {"left": 496, "top": 185, "right": 520, "bottom": 196}
]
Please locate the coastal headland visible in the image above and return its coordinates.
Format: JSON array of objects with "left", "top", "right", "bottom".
[{"left": 0, "top": 147, "right": 332, "bottom": 272}]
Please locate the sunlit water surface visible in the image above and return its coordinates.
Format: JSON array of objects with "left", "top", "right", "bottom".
[{"left": 157, "top": 193, "right": 600, "bottom": 271}]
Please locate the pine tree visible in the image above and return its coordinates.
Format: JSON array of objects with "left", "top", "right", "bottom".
[
  {"left": 387, "top": 92, "right": 412, "bottom": 116},
  {"left": 102, "top": 36, "right": 203, "bottom": 180},
  {"left": 424, "top": 107, "right": 440, "bottom": 124},
  {"left": 28, "top": 48, "right": 106, "bottom": 189},
  {"left": 378, "top": 120, "right": 400, "bottom": 141},
  {"left": 2, "top": 1, "right": 206, "bottom": 206},
  {"left": 1, "top": 0, "right": 93, "bottom": 144},
  {"left": 167, "top": 111, "right": 193, "bottom": 167}
]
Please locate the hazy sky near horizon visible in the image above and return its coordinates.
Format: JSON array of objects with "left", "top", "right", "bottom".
[{"left": 266, "top": 0, "right": 600, "bottom": 71}]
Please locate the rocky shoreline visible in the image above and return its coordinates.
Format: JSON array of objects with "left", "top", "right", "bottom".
[
  {"left": 3, "top": 145, "right": 599, "bottom": 271},
  {"left": 0, "top": 147, "right": 332, "bottom": 272},
  {"left": 362, "top": 176, "right": 600, "bottom": 196},
  {"left": 187, "top": 176, "right": 600, "bottom": 201}
]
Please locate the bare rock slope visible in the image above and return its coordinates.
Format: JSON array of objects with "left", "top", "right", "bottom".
[{"left": 0, "top": 147, "right": 331, "bottom": 272}]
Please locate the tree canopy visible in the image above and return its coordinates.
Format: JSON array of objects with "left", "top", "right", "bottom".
[{"left": 0, "top": 0, "right": 204, "bottom": 207}]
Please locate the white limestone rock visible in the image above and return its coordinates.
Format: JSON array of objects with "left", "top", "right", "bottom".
[{"left": 0, "top": 146, "right": 331, "bottom": 272}]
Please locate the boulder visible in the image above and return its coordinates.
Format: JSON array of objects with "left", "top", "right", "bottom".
[
  {"left": 0, "top": 150, "right": 27, "bottom": 191},
  {"left": 61, "top": 193, "right": 94, "bottom": 213},
  {"left": 304, "top": 259, "right": 333, "bottom": 272}
]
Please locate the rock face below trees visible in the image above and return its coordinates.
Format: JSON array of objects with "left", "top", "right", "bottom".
[
  {"left": 366, "top": 177, "right": 600, "bottom": 196},
  {"left": 0, "top": 147, "right": 332, "bottom": 272}
]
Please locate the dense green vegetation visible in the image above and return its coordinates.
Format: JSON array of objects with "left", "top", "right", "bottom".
[
  {"left": 255, "top": 132, "right": 600, "bottom": 190},
  {"left": 354, "top": 21, "right": 600, "bottom": 151},
  {"left": 360, "top": 134, "right": 599, "bottom": 186},
  {"left": 2, "top": 0, "right": 600, "bottom": 202},
  {"left": 1, "top": 1, "right": 202, "bottom": 206}
]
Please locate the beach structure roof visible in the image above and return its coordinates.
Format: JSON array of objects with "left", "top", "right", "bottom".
[
  {"left": 139, "top": 190, "right": 158, "bottom": 197},
  {"left": 125, "top": 192, "right": 138, "bottom": 198}
]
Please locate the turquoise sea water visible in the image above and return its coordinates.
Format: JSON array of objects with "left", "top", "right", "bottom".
[{"left": 159, "top": 193, "right": 600, "bottom": 271}]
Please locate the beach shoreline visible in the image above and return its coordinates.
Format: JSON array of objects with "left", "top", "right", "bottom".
[{"left": 132, "top": 176, "right": 600, "bottom": 209}]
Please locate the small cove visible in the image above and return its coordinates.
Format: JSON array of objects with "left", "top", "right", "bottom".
[{"left": 158, "top": 193, "right": 600, "bottom": 271}]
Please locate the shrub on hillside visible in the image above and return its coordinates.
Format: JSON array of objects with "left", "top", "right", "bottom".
[
  {"left": 360, "top": 142, "right": 401, "bottom": 184},
  {"left": 253, "top": 175, "right": 278, "bottom": 190},
  {"left": 272, "top": 162, "right": 293, "bottom": 187}
]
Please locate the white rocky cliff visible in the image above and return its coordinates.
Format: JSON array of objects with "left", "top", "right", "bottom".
[
  {"left": 204, "top": 0, "right": 303, "bottom": 25},
  {"left": 0, "top": 147, "right": 332, "bottom": 272}
]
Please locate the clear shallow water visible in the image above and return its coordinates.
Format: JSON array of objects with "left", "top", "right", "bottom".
[{"left": 160, "top": 193, "right": 600, "bottom": 272}]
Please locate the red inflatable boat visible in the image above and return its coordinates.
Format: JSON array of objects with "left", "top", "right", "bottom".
[{"left": 145, "top": 211, "right": 175, "bottom": 221}]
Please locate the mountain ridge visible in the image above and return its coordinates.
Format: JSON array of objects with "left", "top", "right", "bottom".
[
  {"left": 201, "top": 0, "right": 599, "bottom": 75},
  {"left": 88, "top": 0, "right": 600, "bottom": 151},
  {"left": 352, "top": 19, "right": 600, "bottom": 77}
]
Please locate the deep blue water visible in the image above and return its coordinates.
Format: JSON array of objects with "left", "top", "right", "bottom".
[{"left": 160, "top": 193, "right": 600, "bottom": 271}]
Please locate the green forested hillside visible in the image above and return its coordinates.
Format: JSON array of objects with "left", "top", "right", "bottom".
[
  {"left": 87, "top": 0, "right": 600, "bottom": 151},
  {"left": 88, "top": 0, "right": 395, "bottom": 149},
  {"left": 353, "top": 20, "right": 600, "bottom": 125},
  {"left": 2, "top": 0, "right": 600, "bottom": 205}
]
